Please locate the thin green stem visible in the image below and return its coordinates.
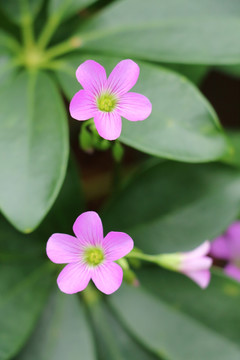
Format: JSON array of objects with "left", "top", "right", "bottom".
[
  {"left": 20, "top": 0, "right": 35, "bottom": 49},
  {"left": 126, "top": 251, "right": 157, "bottom": 264},
  {"left": 45, "top": 36, "right": 82, "bottom": 60},
  {"left": 112, "top": 159, "right": 122, "bottom": 194},
  {"left": 21, "top": 14, "right": 34, "bottom": 48},
  {"left": 127, "top": 250, "right": 180, "bottom": 271},
  {"left": 112, "top": 141, "right": 124, "bottom": 194},
  {"left": 38, "top": 14, "right": 62, "bottom": 49},
  {"left": 37, "top": 59, "right": 66, "bottom": 70},
  {"left": 117, "top": 258, "right": 130, "bottom": 270}
]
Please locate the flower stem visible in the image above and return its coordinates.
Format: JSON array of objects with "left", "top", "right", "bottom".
[
  {"left": 20, "top": 0, "right": 35, "bottom": 49},
  {"left": 126, "top": 250, "right": 180, "bottom": 271},
  {"left": 117, "top": 258, "right": 130, "bottom": 270},
  {"left": 45, "top": 36, "right": 82, "bottom": 60},
  {"left": 38, "top": 14, "right": 61, "bottom": 49},
  {"left": 112, "top": 158, "right": 121, "bottom": 194},
  {"left": 82, "top": 283, "right": 101, "bottom": 306},
  {"left": 126, "top": 251, "right": 157, "bottom": 264}
]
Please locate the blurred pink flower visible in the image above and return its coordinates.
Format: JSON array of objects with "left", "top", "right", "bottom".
[
  {"left": 46, "top": 211, "right": 134, "bottom": 295},
  {"left": 158, "top": 241, "right": 212, "bottom": 288},
  {"left": 211, "top": 221, "right": 240, "bottom": 281},
  {"left": 69, "top": 59, "right": 152, "bottom": 140},
  {"left": 178, "top": 241, "right": 212, "bottom": 288}
]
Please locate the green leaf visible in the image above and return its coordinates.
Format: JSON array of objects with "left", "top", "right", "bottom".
[
  {"left": 0, "top": 71, "right": 69, "bottom": 233},
  {"left": 48, "top": 0, "right": 95, "bottom": 21},
  {"left": 0, "top": 56, "right": 16, "bottom": 86},
  {"left": 162, "top": 63, "right": 209, "bottom": 85},
  {"left": 76, "top": 0, "right": 240, "bottom": 65},
  {"left": 0, "top": 0, "right": 44, "bottom": 24},
  {"left": 0, "top": 30, "right": 20, "bottom": 80},
  {"left": 42, "top": 157, "right": 85, "bottom": 235},
  {"left": 16, "top": 291, "right": 96, "bottom": 360},
  {"left": 102, "top": 161, "right": 240, "bottom": 253},
  {"left": 138, "top": 267, "right": 240, "bottom": 347},
  {"left": 217, "top": 65, "right": 240, "bottom": 78},
  {"left": 88, "top": 299, "right": 159, "bottom": 360},
  {"left": 0, "top": 216, "right": 43, "bottom": 263},
  {"left": 0, "top": 31, "right": 20, "bottom": 87},
  {"left": 56, "top": 54, "right": 229, "bottom": 162},
  {"left": 0, "top": 30, "right": 16, "bottom": 54},
  {"left": 0, "top": 213, "right": 47, "bottom": 360},
  {"left": 223, "top": 131, "right": 240, "bottom": 168},
  {"left": 0, "top": 158, "right": 83, "bottom": 359},
  {"left": 0, "top": 260, "right": 53, "bottom": 360},
  {"left": 109, "top": 270, "right": 240, "bottom": 360}
]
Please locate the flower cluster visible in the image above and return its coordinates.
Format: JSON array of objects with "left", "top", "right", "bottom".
[{"left": 46, "top": 59, "right": 214, "bottom": 295}]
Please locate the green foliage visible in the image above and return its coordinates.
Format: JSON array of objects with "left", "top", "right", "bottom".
[
  {"left": 110, "top": 270, "right": 240, "bottom": 360},
  {"left": 139, "top": 267, "right": 240, "bottom": 345},
  {"left": 102, "top": 161, "right": 240, "bottom": 252},
  {"left": 0, "top": 262, "right": 52, "bottom": 360},
  {"left": 0, "top": 71, "right": 69, "bottom": 232},
  {"left": 16, "top": 291, "right": 96, "bottom": 360},
  {"left": 88, "top": 299, "right": 159, "bottom": 360},
  {"left": 48, "top": 0, "right": 95, "bottom": 21},
  {"left": 0, "top": 214, "right": 53, "bottom": 360},
  {"left": 0, "top": 0, "right": 44, "bottom": 24},
  {"left": 78, "top": 0, "right": 240, "bottom": 64},
  {"left": 1, "top": 1, "right": 240, "bottom": 359},
  {"left": 0, "top": 160, "right": 84, "bottom": 360},
  {"left": 224, "top": 131, "right": 240, "bottom": 168},
  {"left": 112, "top": 141, "right": 124, "bottom": 163}
]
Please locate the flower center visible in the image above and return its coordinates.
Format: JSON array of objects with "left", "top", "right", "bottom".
[
  {"left": 84, "top": 247, "right": 104, "bottom": 266},
  {"left": 97, "top": 93, "right": 117, "bottom": 112}
]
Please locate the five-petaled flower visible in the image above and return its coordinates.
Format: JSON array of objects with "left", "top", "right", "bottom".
[
  {"left": 211, "top": 221, "right": 240, "bottom": 281},
  {"left": 69, "top": 59, "right": 152, "bottom": 140},
  {"left": 46, "top": 211, "right": 134, "bottom": 295}
]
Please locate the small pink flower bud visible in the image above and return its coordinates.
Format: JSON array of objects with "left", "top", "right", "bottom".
[{"left": 178, "top": 241, "right": 212, "bottom": 288}]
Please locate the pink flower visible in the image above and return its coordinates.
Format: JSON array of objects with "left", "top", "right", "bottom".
[
  {"left": 211, "top": 221, "right": 240, "bottom": 281},
  {"left": 46, "top": 211, "right": 134, "bottom": 295},
  {"left": 178, "top": 241, "right": 212, "bottom": 288},
  {"left": 69, "top": 59, "right": 152, "bottom": 140}
]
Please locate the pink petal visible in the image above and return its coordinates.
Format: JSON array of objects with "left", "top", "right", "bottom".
[
  {"left": 94, "top": 111, "right": 122, "bottom": 140},
  {"left": 180, "top": 256, "right": 212, "bottom": 272},
  {"left": 69, "top": 90, "right": 97, "bottom": 121},
  {"left": 224, "top": 263, "right": 240, "bottom": 282},
  {"left": 226, "top": 222, "right": 240, "bottom": 259},
  {"left": 118, "top": 92, "right": 152, "bottom": 121},
  {"left": 183, "top": 241, "right": 210, "bottom": 260},
  {"left": 57, "top": 263, "right": 92, "bottom": 294},
  {"left": 73, "top": 211, "right": 104, "bottom": 247},
  {"left": 92, "top": 262, "right": 123, "bottom": 295},
  {"left": 226, "top": 221, "right": 240, "bottom": 239},
  {"left": 76, "top": 60, "right": 107, "bottom": 95},
  {"left": 184, "top": 270, "right": 211, "bottom": 289},
  {"left": 103, "top": 231, "right": 134, "bottom": 261},
  {"left": 210, "top": 235, "right": 231, "bottom": 260},
  {"left": 46, "top": 233, "right": 82, "bottom": 264},
  {"left": 107, "top": 59, "right": 139, "bottom": 96}
]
